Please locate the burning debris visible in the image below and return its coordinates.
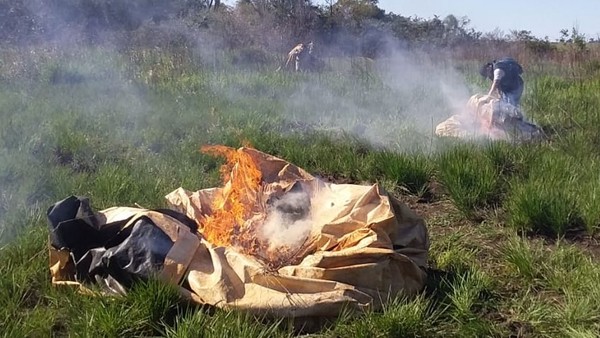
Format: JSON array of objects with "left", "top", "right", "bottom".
[
  {"left": 48, "top": 146, "right": 430, "bottom": 317},
  {"left": 193, "top": 145, "right": 318, "bottom": 269}
]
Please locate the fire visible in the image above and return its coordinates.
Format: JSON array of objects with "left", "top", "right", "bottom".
[
  {"left": 197, "top": 144, "right": 316, "bottom": 269},
  {"left": 199, "top": 145, "right": 263, "bottom": 247}
]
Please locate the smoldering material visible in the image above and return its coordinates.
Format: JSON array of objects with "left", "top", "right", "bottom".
[{"left": 260, "top": 185, "right": 313, "bottom": 251}]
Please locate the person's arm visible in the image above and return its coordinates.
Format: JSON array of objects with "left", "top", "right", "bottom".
[{"left": 488, "top": 68, "right": 504, "bottom": 97}]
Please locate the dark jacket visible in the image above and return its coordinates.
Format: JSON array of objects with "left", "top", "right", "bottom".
[{"left": 492, "top": 58, "right": 523, "bottom": 93}]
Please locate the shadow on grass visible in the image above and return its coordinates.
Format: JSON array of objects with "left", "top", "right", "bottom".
[
  {"left": 424, "top": 265, "right": 496, "bottom": 314},
  {"left": 423, "top": 267, "right": 457, "bottom": 301}
]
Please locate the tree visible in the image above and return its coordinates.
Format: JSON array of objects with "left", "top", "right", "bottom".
[
  {"left": 559, "top": 27, "right": 586, "bottom": 52},
  {"left": 509, "top": 29, "right": 535, "bottom": 42},
  {"left": 333, "top": 0, "right": 383, "bottom": 23}
]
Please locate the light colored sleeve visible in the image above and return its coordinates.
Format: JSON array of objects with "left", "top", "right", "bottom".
[
  {"left": 493, "top": 68, "right": 505, "bottom": 82},
  {"left": 488, "top": 68, "right": 505, "bottom": 96}
]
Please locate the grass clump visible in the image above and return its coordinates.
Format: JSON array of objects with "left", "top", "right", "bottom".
[
  {"left": 0, "top": 227, "right": 55, "bottom": 337},
  {"left": 483, "top": 141, "right": 537, "bottom": 180},
  {"left": 498, "top": 236, "right": 600, "bottom": 336},
  {"left": 67, "top": 279, "right": 185, "bottom": 337},
  {"left": 429, "top": 232, "right": 480, "bottom": 274},
  {"left": 446, "top": 269, "right": 499, "bottom": 336},
  {"left": 373, "top": 150, "right": 433, "bottom": 196},
  {"left": 501, "top": 236, "right": 543, "bottom": 284},
  {"left": 329, "top": 295, "right": 442, "bottom": 338},
  {"left": 504, "top": 151, "right": 583, "bottom": 237},
  {"left": 505, "top": 178, "right": 580, "bottom": 236},
  {"left": 437, "top": 144, "right": 502, "bottom": 219},
  {"left": 578, "top": 166, "right": 600, "bottom": 233},
  {"left": 502, "top": 290, "right": 559, "bottom": 337},
  {"left": 164, "top": 310, "right": 290, "bottom": 338}
]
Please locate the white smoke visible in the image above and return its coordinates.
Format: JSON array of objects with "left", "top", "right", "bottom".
[
  {"left": 281, "top": 45, "right": 476, "bottom": 152},
  {"left": 259, "top": 189, "right": 314, "bottom": 251},
  {"left": 259, "top": 178, "right": 344, "bottom": 252}
]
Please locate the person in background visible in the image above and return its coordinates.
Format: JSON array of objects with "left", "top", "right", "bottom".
[
  {"left": 278, "top": 41, "right": 315, "bottom": 72},
  {"left": 479, "top": 58, "right": 524, "bottom": 107},
  {"left": 281, "top": 43, "right": 305, "bottom": 72}
]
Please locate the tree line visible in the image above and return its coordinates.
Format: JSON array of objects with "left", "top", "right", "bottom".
[{"left": 0, "top": 0, "right": 592, "bottom": 58}]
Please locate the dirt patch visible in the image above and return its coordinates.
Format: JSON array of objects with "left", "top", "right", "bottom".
[
  {"left": 53, "top": 147, "right": 74, "bottom": 166},
  {"left": 53, "top": 146, "right": 97, "bottom": 173},
  {"left": 400, "top": 195, "right": 455, "bottom": 221},
  {"left": 396, "top": 194, "right": 474, "bottom": 240}
]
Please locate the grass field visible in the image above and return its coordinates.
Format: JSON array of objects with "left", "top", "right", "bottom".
[{"left": 1, "top": 45, "right": 600, "bottom": 337}]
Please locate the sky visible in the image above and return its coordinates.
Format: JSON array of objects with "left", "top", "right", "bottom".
[
  {"left": 377, "top": 0, "right": 599, "bottom": 41},
  {"left": 222, "top": 0, "right": 599, "bottom": 41}
]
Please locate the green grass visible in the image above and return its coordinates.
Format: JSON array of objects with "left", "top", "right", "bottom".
[
  {"left": 505, "top": 177, "right": 580, "bottom": 236},
  {"left": 504, "top": 150, "right": 599, "bottom": 236},
  {"left": 163, "top": 309, "right": 291, "bottom": 338},
  {"left": 497, "top": 236, "right": 600, "bottom": 337},
  {"left": 329, "top": 294, "right": 443, "bottom": 337},
  {"left": 437, "top": 143, "right": 502, "bottom": 219},
  {"left": 2, "top": 45, "right": 600, "bottom": 336},
  {"left": 373, "top": 150, "right": 433, "bottom": 195}
]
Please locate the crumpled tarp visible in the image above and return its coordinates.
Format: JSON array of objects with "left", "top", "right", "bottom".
[
  {"left": 49, "top": 147, "right": 429, "bottom": 318},
  {"left": 435, "top": 94, "right": 543, "bottom": 140},
  {"left": 48, "top": 196, "right": 199, "bottom": 294}
]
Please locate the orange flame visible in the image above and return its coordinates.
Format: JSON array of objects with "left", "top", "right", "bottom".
[{"left": 199, "top": 145, "right": 262, "bottom": 247}]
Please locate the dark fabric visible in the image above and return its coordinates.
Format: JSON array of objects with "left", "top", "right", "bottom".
[
  {"left": 47, "top": 195, "right": 194, "bottom": 290},
  {"left": 48, "top": 196, "right": 128, "bottom": 260},
  {"left": 75, "top": 218, "right": 173, "bottom": 287},
  {"left": 53, "top": 217, "right": 126, "bottom": 261},
  {"left": 47, "top": 196, "right": 99, "bottom": 249},
  {"left": 494, "top": 58, "right": 523, "bottom": 95},
  {"left": 498, "top": 77, "right": 524, "bottom": 106}
]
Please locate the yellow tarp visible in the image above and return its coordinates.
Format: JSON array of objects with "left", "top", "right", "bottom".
[
  {"left": 165, "top": 147, "right": 429, "bottom": 316},
  {"left": 435, "top": 94, "right": 507, "bottom": 139},
  {"left": 51, "top": 147, "right": 430, "bottom": 317}
]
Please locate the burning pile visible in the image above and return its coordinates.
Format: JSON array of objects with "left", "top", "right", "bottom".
[
  {"left": 49, "top": 145, "right": 430, "bottom": 318},
  {"left": 164, "top": 146, "right": 430, "bottom": 315}
]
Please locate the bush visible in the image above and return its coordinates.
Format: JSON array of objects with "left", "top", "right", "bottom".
[{"left": 230, "top": 47, "right": 274, "bottom": 69}]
